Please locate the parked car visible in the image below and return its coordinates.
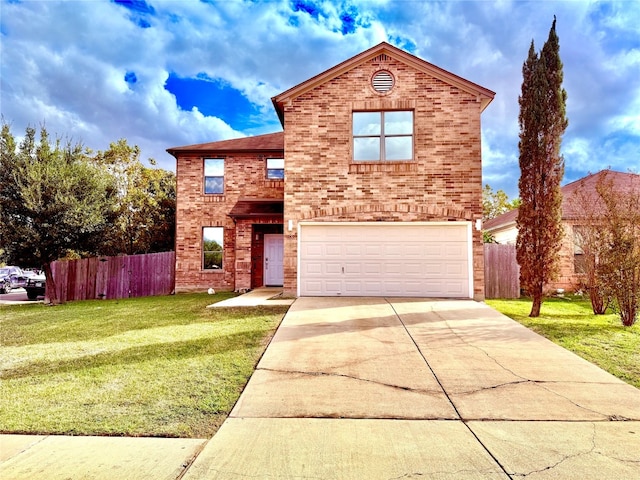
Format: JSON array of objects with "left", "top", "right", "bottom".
[
  {"left": 24, "top": 273, "right": 46, "bottom": 300},
  {"left": 0, "top": 266, "right": 35, "bottom": 294}
]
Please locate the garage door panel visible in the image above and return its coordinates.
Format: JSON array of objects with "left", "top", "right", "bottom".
[
  {"left": 325, "top": 263, "right": 343, "bottom": 275},
  {"left": 344, "top": 263, "right": 361, "bottom": 274},
  {"left": 304, "top": 244, "right": 324, "bottom": 257},
  {"left": 362, "top": 263, "right": 382, "bottom": 274},
  {"left": 300, "top": 224, "right": 470, "bottom": 298},
  {"left": 364, "top": 244, "right": 383, "bottom": 256},
  {"left": 325, "top": 244, "right": 343, "bottom": 256},
  {"left": 345, "top": 244, "right": 362, "bottom": 256},
  {"left": 324, "top": 280, "right": 342, "bottom": 293},
  {"left": 304, "top": 262, "right": 323, "bottom": 274}
]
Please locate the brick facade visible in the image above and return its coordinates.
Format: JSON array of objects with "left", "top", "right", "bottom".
[
  {"left": 279, "top": 55, "right": 487, "bottom": 300},
  {"left": 169, "top": 43, "right": 494, "bottom": 299},
  {"left": 173, "top": 152, "right": 284, "bottom": 292}
]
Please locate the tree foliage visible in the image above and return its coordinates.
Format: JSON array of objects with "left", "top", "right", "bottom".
[
  {"left": 94, "top": 140, "right": 175, "bottom": 256},
  {"left": 0, "top": 123, "right": 117, "bottom": 304},
  {"left": 516, "top": 17, "right": 568, "bottom": 317},
  {"left": 1, "top": 123, "right": 176, "bottom": 304},
  {"left": 570, "top": 171, "right": 640, "bottom": 326},
  {"left": 482, "top": 184, "right": 520, "bottom": 222}
]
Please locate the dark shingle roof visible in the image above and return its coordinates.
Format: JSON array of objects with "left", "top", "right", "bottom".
[
  {"left": 167, "top": 132, "right": 284, "bottom": 156},
  {"left": 227, "top": 199, "right": 284, "bottom": 219},
  {"left": 484, "top": 170, "right": 640, "bottom": 230}
]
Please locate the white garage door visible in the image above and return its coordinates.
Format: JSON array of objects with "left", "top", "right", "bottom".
[{"left": 299, "top": 223, "right": 471, "bottom": 298}]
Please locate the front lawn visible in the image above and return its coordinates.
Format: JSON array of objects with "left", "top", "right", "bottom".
[
  {"left": 487, "top": 296, "right": 640, "bottom": 389},
  {"left": 0, "top": 293, "right": 288, "bottom": 438}
]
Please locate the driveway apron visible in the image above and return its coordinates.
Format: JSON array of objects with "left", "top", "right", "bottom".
[{"left": 184, "top": 297, "right": 640, "bottom": 479}]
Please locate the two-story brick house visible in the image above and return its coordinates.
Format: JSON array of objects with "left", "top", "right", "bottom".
[{"left": 168, "top": 42, "right": 495, "bottom": 300}]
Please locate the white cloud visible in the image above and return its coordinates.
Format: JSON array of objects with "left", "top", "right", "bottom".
[{"left": 1, "top": 0, "right": 638, "bottom": 190}]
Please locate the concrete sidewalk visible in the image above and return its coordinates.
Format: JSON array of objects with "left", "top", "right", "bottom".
[{"left": 2, "top": 297, "right": 639, "bottom": 479}]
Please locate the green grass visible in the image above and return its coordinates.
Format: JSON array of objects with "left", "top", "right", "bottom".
[
  {"left": 486, "top": 296, "right": 640, "bottom": 389},
  {"left": 0, "top": 293, "right": 289, "bottom": 438}
]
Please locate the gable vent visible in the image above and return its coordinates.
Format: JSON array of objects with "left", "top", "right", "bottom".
[{"left": 372, "top": 70, "right": 394, "bottom": 93}]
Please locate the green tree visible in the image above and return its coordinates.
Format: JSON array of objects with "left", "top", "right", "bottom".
[
  {"left": 482, "top": 184, "right": 520, "bottom": 221},
  {"left": 516, "top": 17, "right": 568, "bottom": 317},
  {"left": 0, "top": 123, "right": 117, "bottom": 304},
  {"left": 571, "top": 171, "right": 640, "bottom": 326},
  {"left": 94, "top": 139, "right": 175, "bottom": 255}
]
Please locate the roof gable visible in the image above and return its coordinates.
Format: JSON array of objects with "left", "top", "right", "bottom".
[
  {"left": 167, "top": 132, "right": 284, "bottom": 157},
  {"left": 272, "top": 42, "right": 495, "bottom": 124}
]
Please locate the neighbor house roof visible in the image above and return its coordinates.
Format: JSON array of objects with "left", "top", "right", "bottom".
[
  {"left": 272, "top": 41, "right": 496, "bottom": 126},
  {"left": 167, "top": 132, "right": 284, "bottom": 157},
  {"left": 484, "top": 170, "right": 640, "bottom": 231}
]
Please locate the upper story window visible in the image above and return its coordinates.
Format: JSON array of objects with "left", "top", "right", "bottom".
[
  {"left": 204, "top": 158, "right": 224, "bottom": 194},
  {"left": 266, "top": 158, "right": 284, "bottom": 180},
  {"left": 353, "top": 111, "right": 413, "bottom": 162}
]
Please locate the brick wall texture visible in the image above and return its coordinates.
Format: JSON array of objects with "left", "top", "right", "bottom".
[
  {"left": 282, "top": 55, "right": 485, "bottom": 299},
  {"left": 174, "top": 153, "right": 283, "bottom": 292},
  {"left": 174, "top": 53, "right": 487, "bottom": 300}
]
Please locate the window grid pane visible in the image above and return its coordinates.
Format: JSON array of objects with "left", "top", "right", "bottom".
[
  {"left": 267, "top": 158, "right": 285, "bottom": 179},
  {"left": 203, "top": 227, "right": 223, "bottom": 270},
  {"left": 353, "top": 112, "right": 382, "bottom": 135},
  {"left": 353, "top": 111, "right": 413, "bottom": 162},
  {"left": 354, "top": 137, "right": 381, "bottom": 161},
  {"left": 204, "top": 159, "right": 224, "bottom": 194}
]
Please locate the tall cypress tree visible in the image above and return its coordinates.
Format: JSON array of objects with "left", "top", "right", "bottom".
[{"left": 516, "top": 17, "right": 568, "bottom": 317}]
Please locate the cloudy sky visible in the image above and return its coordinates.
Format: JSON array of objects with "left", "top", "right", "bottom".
[{"left": 1, "top": 0, "right": 638, "bottom": 198}]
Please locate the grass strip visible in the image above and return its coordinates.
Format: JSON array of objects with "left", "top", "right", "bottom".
[
  {"left": 486, "top": 296, "right": 639, "bottom": 388},
  {"left": 1, "top": 293, "right": 288, "bottom": 438}
]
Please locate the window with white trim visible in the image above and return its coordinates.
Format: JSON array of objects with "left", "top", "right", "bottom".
[
  {"left": 203, "top": 227, "right": 223, "bottom": 270},
  {"left": 353, "top": 111, "right": 413, "bottom": 162},
  {"left": 204, "top": 158, "right": 224, "bottom": 194},
  {"left": 266, "top": 158, "right": 284, "bottom": 179}
]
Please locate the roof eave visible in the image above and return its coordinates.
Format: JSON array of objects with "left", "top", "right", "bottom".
[{"left": 167, "top": 146, "right": 284, "bottom": 157}]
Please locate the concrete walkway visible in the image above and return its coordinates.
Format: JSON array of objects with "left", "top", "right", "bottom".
[
  {"left": 2, "top": 297, "right": 639, "bottom": 479},
  {"left": 208, "top": 287, "right": 295, "bottom": 308}
]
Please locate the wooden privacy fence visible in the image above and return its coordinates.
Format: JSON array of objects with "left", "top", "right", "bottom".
[
  {"left": 484, "top": 243, "right": 520, "bottom": 299},
  {"left": 50, "top": 251, "right": 175, "bottom": 302}
]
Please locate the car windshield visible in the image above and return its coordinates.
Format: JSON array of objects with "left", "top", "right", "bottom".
[{"left": 0, "top": 268, "right": 9, "bottom": 275}]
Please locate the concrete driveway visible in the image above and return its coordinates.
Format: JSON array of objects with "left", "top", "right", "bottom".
[{"left": 185, "top": 297, "right": 640, "bottom": 479}]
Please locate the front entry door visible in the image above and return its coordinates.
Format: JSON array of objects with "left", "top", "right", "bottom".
[{"left": 264, "top": 234, "right": 284, "bottom": 286}]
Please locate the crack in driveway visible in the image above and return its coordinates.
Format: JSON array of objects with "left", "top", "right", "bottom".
[
  {"left": 258, "top": 367, "right": 445, "bottom": 396},
  {"left": 398, "top": 304, "right": 627, "bottom": 420}
]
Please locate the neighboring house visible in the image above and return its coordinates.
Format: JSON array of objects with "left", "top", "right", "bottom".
[
  {"left": 168, "top": 42, "right": 495, "bottom": 300},
  {"left": 484, "top": 170, "right": 639, "bottom": 292}
]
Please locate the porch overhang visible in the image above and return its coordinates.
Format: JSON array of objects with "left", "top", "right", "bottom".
[{"left": 228, "top": 199, "right": 284, "bottom": 220}]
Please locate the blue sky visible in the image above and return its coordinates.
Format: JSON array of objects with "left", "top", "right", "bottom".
[{"left": 1, "top": 0, "right": 638, "bottom": 198}]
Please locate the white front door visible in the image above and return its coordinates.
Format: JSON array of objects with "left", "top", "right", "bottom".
[{"left": 264, "top": 234, "right": 284, "bottom": 286}]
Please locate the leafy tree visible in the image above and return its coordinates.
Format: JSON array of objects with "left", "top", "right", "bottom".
[
  {"left": 571, "top": 171, "right": 640, "bottom": 326},
  {"left": 94, "top": 139, "right": 175, "bottom": 255},
  {"left": 568, "top": 181, "right": 608, "bottom": 315},
  {"left": 0, "top": 123, "right": 117, "bottom": 304},
  {"left": 516, "top": 17, "right": 568, "bottom": 317},
  {"left": 482, "top": 184, "right": 520, "bottom": 221}
]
